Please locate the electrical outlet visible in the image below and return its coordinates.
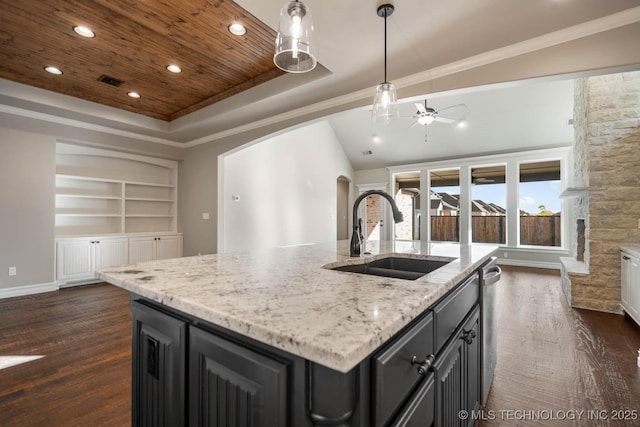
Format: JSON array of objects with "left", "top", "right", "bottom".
[
  {"left": 8, "top": 266, "right": 16, "bottom": 276},
  {"left": 202, "top": 212, "right": 210, "bottom": 220}
]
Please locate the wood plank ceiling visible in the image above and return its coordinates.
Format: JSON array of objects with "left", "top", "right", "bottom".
[{"left": 0, "top": 0, "right": 283, "bottom": 121}]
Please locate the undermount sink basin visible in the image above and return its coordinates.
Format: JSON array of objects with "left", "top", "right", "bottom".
[{"left": 330, "top": 256, "right": 455, "bottom": 281}]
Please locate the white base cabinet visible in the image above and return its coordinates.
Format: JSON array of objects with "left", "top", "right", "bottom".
[
  {"left": 129, "top": 235, "right": 182, "bottom": 263},
  {"left": 56, "top": 237, "right": 129, "bottom": 283},
  {"left": 621, "top": 249, "right": 640, "bottom": 326},
  {"left": 56, "top": 234, "right": 182, "bottom": 285}
]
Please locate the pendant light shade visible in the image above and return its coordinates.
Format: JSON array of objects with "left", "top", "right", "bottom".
[
  {"left": 372, "top": 4, "right": 398, "bottom": 125},
  {"left": 373, "top": 81, "right": 399, "bottom": 125},
  {"left": 274, "top": 1, "right": 317, "bottom": 73}
]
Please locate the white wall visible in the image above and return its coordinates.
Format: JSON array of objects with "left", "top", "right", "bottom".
[
  {"left": 0, "top": 127, "right": 56, "bottom": 291},
  {"left": 221, "top": 121, "right": 354, "bottom": 253}
]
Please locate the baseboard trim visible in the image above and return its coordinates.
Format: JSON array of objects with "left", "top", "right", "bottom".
[
  {"left": 0, "top": 282, "right": 58, "bottom": 299},
  {"left": 497, "top": 258, "right": 561, "bottom": 270}
]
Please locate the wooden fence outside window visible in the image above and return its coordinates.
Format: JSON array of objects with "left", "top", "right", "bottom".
[{"left": 429, "top": 215, "right": 561, "bottom": 246}]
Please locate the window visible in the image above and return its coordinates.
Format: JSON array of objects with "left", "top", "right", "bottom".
[
  {"left": 519, "top": 160, "right": 561, "bottom": 247},
  {"left": 430, "top": 169, "right": 460, "bottom": 242},
  {"left": 471, "top": 165, "right": 506, "bottom": 244}
]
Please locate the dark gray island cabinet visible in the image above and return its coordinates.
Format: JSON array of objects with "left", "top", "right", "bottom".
[{"left": 129, "top": 269, "right": 482, "bottom": 427}]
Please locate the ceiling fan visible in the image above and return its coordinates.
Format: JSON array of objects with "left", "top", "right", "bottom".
[{"left": 404, "top": 100, "right": 466, "bottom": 127}]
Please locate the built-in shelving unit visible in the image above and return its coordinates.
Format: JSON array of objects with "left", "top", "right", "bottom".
[
  {"left": 55, "top": 143, "right": 178, "bottom": 236},
  {"left": 54, "top": 143, "right": 182, "bottom": 285}
]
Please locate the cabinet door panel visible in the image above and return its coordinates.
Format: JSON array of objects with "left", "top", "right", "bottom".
[
  {"left": 434, "top": 336, "right": 464, "bottom": 427},
  {"left": 129, "top": 237, "right": 156, "bottom": 263},
  {"left": 56, "top": 239, "right": 94, "bottom": 281},
  {"left": 156, "top": 236, "right": 181, "bottom": 260},
  {"left": 464, "top": 308, "right": 481, "bottom": 418},
  {"left": 95, "top": 238, "right": 128, "bottom": 269},
  {"left": 131, "top": 301, "right": 186, "bottom": 427},
  {"left": 189, "top": 327, "right": 287, "bottom": 427},
  {"left": 632, "top": 256, "right": 640, "bottom": 321}
]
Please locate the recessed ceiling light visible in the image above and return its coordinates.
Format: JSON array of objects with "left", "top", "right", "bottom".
[
  {"left": 127, "top": 92, "right": 141, "bottom": 98},
  {"left": 228, "top": 23, "right": 246, "bottom": 36},
  {"left": 166, "top": 64, "right": 182, "bottom": 73},
  {"left": 73, "top": 25, "right": 95, "bottom": 38},
  {"left": 44, "top": 66, "right": 63, "bottom": 75}
]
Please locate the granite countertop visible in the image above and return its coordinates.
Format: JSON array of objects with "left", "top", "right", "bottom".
[
  {"left": 621, "top": 245, "right": 640, "bottom": 257},
  {"left": 98, "top": 240, "right": 497, "bottom": 372}
]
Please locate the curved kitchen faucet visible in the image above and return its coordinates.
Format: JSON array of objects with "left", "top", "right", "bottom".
[{"left": 350, "top": 190, "right": 404, "bottom": 257}]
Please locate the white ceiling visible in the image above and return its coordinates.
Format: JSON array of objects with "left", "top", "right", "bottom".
[
  {"left": 1, "top": 0, "right": 639, "bottom": 165},
  {"left": 329, "top": 78, "right": 576, "bottom": 170}
]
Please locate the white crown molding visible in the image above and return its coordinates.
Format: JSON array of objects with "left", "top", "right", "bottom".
[
  {"left": 2, "top": 7, "right": 639, "bottom": 149},
  {"left": 183, "top": 6, "right": 640, "bottom": 148},
  {"left": 0, "top": 105, "right": 184, "bottom": 147}
]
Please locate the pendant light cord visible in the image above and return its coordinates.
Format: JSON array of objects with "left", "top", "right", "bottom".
[{"left": 384, "top": 10, "right": 388, "bottom": 82}]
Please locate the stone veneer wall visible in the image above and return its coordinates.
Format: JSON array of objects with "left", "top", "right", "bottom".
[{"left": 568, "top": 71, "right": 640, "bottom": 313}]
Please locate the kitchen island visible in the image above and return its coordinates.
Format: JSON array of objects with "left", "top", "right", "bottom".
[{"left": 99, "top": 240, "right": 497, "bottom": 427}]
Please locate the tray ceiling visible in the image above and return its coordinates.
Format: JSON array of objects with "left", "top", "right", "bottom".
[{"left": 0, "top": 0, "right": 283, "bottom": 121}]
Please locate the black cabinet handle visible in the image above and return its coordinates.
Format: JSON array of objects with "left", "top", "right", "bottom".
[
  {"left": 623, "top": 256, "right": 630, "bottom": 260},
  {"left": 411, "top": 354, "right": 435, "bottom": 376},
  {"left": 462, "top": 329, "right": 477, "bottom": 345}
]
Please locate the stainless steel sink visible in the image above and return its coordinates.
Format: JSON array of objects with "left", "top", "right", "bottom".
[{"left": 329, "top": 256, "right": 455, "bottom": 280}]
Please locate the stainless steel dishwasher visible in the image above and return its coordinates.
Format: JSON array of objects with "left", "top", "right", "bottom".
[{"left": 480, "top": 256, "right": 501, "bottom": 406}]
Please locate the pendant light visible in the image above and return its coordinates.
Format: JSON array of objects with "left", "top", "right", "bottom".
[
  {"left": 372, "top": 4, "right": 398, "bottom": 125},
  {"left": 274, "top": 1, "right": 317, "bottom": 73}
]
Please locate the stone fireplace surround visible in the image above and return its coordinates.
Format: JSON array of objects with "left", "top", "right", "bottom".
[{"left": 560, "top": 71, "right": 640, "bottom": 313}]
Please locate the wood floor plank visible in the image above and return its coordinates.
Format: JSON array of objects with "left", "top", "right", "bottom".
[{"left": 1, "top": 267, "right": 639, "bottom": 426}]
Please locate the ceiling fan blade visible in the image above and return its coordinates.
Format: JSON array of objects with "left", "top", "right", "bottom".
[
  {"left": 414, "top": 102, "right": 427, "bottom": 114},
  {"left": 437, "top": 103, "right": 466, "bottom": 114},
  {"left": 409, "top": 120, "right": 421, "bottom": 128},
  {"left": 435, "top": 116, "right": 455, "bottom": 124}
]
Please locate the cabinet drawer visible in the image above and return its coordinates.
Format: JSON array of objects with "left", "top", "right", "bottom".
[
  {"left": 372, "top": 312, "right": 434, "bottom": 427},
  {"left": 433, "top": 273, "right": 479, "bottom": 352}
]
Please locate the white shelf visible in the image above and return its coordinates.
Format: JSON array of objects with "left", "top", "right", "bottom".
[
  {"left": 56, "top": 213, "right": 122, "bottom": 217},
  {"left": 56, "top": 194, "right": 121, "bottom": 200},
  {"left": 125, "top": 197, "right": 173, "bottom": 202},
  {"left": 126, "top": 181, "right": 174, "bottom": 188},
  {"left": 56, "top": 174, "right": 121, "bottom": 184},
  {"left": 125, "top": 214, "right": 175, "bottom": 218}
]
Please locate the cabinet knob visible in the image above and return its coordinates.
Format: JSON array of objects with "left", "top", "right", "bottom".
[
  {"left": 462, "top": 329, "right": 477, "bottom": 345},
  {"left": 411, "top": 354, "right": 435, "bottom": 376}
]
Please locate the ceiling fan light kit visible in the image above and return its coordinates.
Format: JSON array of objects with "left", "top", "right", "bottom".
[
  {"left": 372, "top": 3, "right": 399, "bottom": 126},
  {"left": 405, "top": 101, "right": 466, "bottom": 127},
  {"left": 274, "top": 0, "right": 317, "bottom": 73}
]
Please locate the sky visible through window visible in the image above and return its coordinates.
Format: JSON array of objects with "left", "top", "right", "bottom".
[{"left": 433, "top": 180, "right": 561, "bottom": 215}]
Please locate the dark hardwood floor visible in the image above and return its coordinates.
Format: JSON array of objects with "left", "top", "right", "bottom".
[
  {"left": 0, "top": 284, "right": 131, "bottom": 426},
  {"left": 0, "top": 267, "right": 639, "bottom": 426},
  {"left": 481, "top": 266, "right": 640, "bottom": 426}
]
